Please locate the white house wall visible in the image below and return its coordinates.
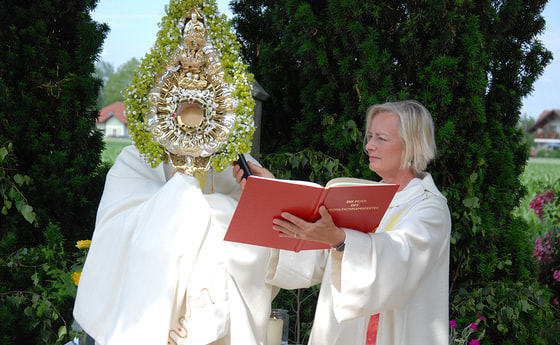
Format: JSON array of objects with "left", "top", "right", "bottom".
[{"left": 105, "top": 117, "right": 128, "bottom": 137}]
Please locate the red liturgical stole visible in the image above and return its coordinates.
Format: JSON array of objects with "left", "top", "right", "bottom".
[{"left": 366, "top": 313, "right": 379, "bottom": 345}]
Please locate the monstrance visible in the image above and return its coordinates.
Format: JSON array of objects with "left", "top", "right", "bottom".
[{"left": 144, "top": 8, "right": 244, "bottom": 176}]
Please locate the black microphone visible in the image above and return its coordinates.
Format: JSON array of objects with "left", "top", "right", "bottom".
[{"left": 235, "top": 154, "right": 252, "bottom": 179}]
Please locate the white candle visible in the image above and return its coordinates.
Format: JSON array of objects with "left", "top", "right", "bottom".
[{"left": 267, "top": 317, "right": 283, "bottom": 345}]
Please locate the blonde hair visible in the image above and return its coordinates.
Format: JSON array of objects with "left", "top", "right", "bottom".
[{"left": 364, "top": 100, "right": 436, "bottom": 175}]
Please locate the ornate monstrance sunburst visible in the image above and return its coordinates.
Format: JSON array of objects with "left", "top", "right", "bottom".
[{"left": 145, "top": 8, "right": 237, "bottom": 174}]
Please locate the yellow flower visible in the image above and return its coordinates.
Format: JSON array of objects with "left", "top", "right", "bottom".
[
  {"left": 75, "top": 240, "right": 91, "bottom": 249},
  {"left": 72, "top": 272, "right": 81, "bottom": 286}
]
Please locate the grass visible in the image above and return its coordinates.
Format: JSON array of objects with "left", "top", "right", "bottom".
[{"left": 101, "top": 137, "right": 132, "bottom": 165}]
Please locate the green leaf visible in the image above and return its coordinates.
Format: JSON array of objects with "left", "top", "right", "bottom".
[
  {"left": 462, "top": 197, "right": 479, "bottom": 208},
  {"left": 21, "top": 204, "right": 36, "bottom": 224},
  {"left": 31, "top": 272, "right": 39, "bottom": 285},
  {"left": 502, "top": 306, "right": 514, "bottom": 319},
  {"left": 14, "top": 174, "right": 25, "bottom": 186},
  {"left": 8, "top": 186, "right": 18, "bottom": 200},
  {"left": 58, "top": 325, "right": 68, "bottom": 340},
  {"left": 0, "top": 146, "right": 8, "bottom": 161},
  {"left": 519, "top": 298, "right": 532, "bottom": 312}
]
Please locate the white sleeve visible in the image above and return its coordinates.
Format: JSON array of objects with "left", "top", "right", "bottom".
[
  {"left": 330, "top": 197, "right": 451, "bottom": 321},
  {"left": 265, "top": 249, "right": 328, "bottom": 289}
]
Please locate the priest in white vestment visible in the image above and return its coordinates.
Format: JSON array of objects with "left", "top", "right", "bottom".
[
  {"left": 234, "top": 100, "right": 452, "bottom": 345},
  {"left": 74, "top": 145, "right": 276, "bottom": 345},
  {"left": 74, "top": 7, "right": 281, "bottom": 344}
]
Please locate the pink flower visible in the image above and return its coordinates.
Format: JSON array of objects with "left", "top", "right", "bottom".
[
  {"left": 529, "top": 190, "right": 555, "bottom": 219},
  {"left": 449, "top": 320, "right": 458, "bottom": 328},
  {"left": 534, "top": 234, "right": 554, "bottom": 263},
  {"left": 554, "top": 270, "right": 560, "bottom": 282},
  {"left": 553, "top": 297, "right": 560, "bottom": 306},
  {"left": 476, "top": 314, "right": 485, "bottom": 321},
  {"left": 470, "top": 322, "right": 478, "bottom": 330},
  {"left": 469, "top": 340, "right": 480, "bottom": 345}
]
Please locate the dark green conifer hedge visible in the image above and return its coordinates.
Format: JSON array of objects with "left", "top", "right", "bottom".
[
  {"left": 232, "top": 0, "right": 557, "bottom": 343},
  {"left": 0, "top": 1, "right": 108, "bottom": 343}
]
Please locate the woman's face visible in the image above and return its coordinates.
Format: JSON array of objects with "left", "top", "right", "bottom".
[{"left": 364, "top": 111, "right": 405, "bottom": 179}]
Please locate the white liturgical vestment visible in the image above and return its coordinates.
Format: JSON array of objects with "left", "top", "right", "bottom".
[
  {"left": 266, "top": 174, "right": 451, "bottom": 345},
  {"left": 73, "top": 145, "right": 275, "bottom": 345}
]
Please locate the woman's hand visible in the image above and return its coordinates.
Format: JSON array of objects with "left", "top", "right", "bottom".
[
  {"left": 272, "top": 206, "right": 346, "bottom": 248},
  {"left": 232, "top": 161, "right": 275, "bottom": 190}
]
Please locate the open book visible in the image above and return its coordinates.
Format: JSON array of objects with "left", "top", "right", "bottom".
[{"left": 224, "top": 176, "right": 399, "bottom": 252}]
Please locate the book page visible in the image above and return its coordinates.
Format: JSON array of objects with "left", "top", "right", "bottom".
[
  {"left": 325, "top": 177, "right": 381, "bottom": 188},
  {"left": 251, "top": 176, "right": 323, "bottom": 188}
]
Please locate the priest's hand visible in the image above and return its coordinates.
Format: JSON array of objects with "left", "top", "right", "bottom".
[
  {"left": 272, "top": 206, "right": 346, "bottom": 248},
  {"left": 232, "top": 161, "right": 275, "bottom": 190}
]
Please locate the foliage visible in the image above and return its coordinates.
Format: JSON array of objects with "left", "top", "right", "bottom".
[
  {"left": 101, "top": 58, "right": 140, "bottom": 107},
  {"left": 232, "top": 0, "right": 555, "bottom": 343},
  {"left": 94, "top": 61, "right": 115, "bottom": 85},
  {"left": 93, "top": 60, "right": 115, "bottom": 107},
  {"left": 450, "top": 279, "right": 556, "bottom": 344},
  {"left": 0, "top": 224, "right": 82, "bottom": 345},
  {"left": 0, "top": 0, "right": 107, "bottom": 252},
  {"left": 518, "top": 114, "right": 536, "bottom": 152},
  {"left": 0, "top": 0, "right": 108, "bottom": 343},
  {"left": 262, "top": 148, "right": 350, "bottom": 184},
  {"left": 536, "top": 149, "right": 560, "bottom": 158},
  {"left": 1, "top": 143, "right": 37, "bottom": 225},
  {"left": 123, "top": 0, "right": 256, "bottom": 172}
]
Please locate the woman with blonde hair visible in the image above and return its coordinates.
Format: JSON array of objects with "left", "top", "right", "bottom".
[{"left": 234, "top": 99, "right": 451, "bottom": 345}]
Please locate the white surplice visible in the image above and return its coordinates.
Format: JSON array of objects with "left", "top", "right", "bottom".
[
  {"left": 73, "top": 145, "right": 275, "bottom": 345},
  {"left": 266, "top": 174, "right": 451, "bottom": 345}
]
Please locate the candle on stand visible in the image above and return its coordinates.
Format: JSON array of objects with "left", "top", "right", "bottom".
[
  {"left": 270, "top": 308, "right": 289, "bottom": 345},
  {"left": 267, "top": 317, "right": 283, "bottom": 345}
]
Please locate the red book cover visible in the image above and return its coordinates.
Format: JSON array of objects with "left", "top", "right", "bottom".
[{"left": 224, "top": 176, "right": 398, "bottom": 252}]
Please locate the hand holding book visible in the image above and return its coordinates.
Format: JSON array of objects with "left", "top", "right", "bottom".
[{"left": 273, "top": 205, "right": 346, "bottom": 248}]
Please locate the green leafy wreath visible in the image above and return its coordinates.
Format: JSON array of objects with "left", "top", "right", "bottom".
[{"left": 123, "top": 0, "right": 255, "bottom": 172}]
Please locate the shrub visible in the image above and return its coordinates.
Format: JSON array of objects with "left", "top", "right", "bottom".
[{"left": 0, "top": 1, "right": 107, "bottom": 343}]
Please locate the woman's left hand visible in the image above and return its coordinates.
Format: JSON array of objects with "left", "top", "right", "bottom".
[{"left": 272, "top": 206, "right": 346, "bottom": 247}]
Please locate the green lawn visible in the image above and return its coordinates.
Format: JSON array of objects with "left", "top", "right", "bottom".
[{"left": 102, "top": 137, "right": 132, "bottom": 165}]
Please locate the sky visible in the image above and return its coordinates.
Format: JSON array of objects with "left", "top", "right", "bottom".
[{"left": 90, "top": 0, "right": 559, "bottom": 119}]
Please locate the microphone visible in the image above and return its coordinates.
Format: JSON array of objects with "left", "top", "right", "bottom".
[{"left": 235, "top": 154, "right": 252, "bottom": 179}]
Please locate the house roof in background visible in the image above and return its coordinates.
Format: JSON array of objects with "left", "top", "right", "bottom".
[
  {"left": 97, "top": 101, "right": 126, "bottom": 124},
  {"left": 528, "top": 109, "right": 560, "bottom": 132}
]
